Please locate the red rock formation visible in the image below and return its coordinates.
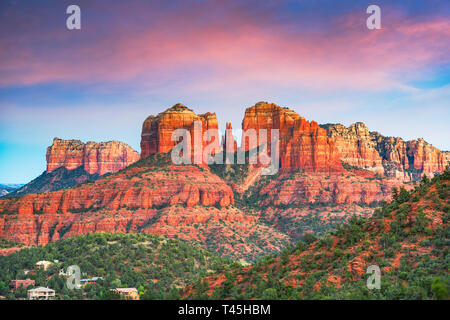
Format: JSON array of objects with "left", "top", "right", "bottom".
[
  {"left": 223, "top": 122, "right": 237, "bottom": 154},
  {"left": 46, "top": 138, "right": 139, "bottom": 175},
  {"left": 0, "top": 157, "right": 235, "bottom": 246},
  {"left": 140, "top": 104, "right": 219, "bottom": 164},
  {"left": 241, "top": 102, "right": 344, "bottom": 173},
  {"left": 444, "top": 152, "right": 450, "bottom": 166},
  {"left": 321, "top": 123, "right": 384, "bottom": 174},
  {"left": 322, "top": 123, "right": 447, "bottom": 181},
  {"left": 3, "top": 101, "right": 448, "bottom": 261},
  {"left": 407, "top": 138, "right": 446, "bottom": 176},
  {"left": 0, "top": 153, "right": 293, "bottom": 261},
  {"left": 258, "top": 171, "right": 409, "bottom": 206},
  {"left": 372, "top": 134, "right": 446, "bottom": 180}
]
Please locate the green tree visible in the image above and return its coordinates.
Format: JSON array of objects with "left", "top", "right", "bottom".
[
  {"left": 431, "top": 277, "right": 448, "bottom": 300},
  {"left": 261, "top": 288, "right": 278, "bottom": 300}
]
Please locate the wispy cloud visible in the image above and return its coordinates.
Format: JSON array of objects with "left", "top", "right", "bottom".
[{"left": 0, "top": 1, "right": 449, "bottom": 93}]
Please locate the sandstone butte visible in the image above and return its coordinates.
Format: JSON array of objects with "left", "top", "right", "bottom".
[
  {"left": 47, "top": 138, "right": 140, "bottom": 175},
  {"left": 184, "top": 171, "right": 449, "bottom": 298},
  {"left": 140, "top": 103, "right": 219, "bottom": 162},
  {"left": 0, "top": 102, "right": 448, "bottom": 258},
  {"left": 242, "top": 102, "right": 344, "bottom": 173}
]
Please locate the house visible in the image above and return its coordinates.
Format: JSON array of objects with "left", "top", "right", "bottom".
[
  {"left": 80, "top": 277, "right": 105, "bottom": 286},
  {"left": 27, "top": 287, "right": 55, "bottom": 300},
  {"left": 111, "top": 288, "right": 140, "bottom": 300},
  {"left": 35, "top": 260, "right": 53, "bottom": 271},
  {"left": 10, "top": 279, "right": 35, "bottom": 290}
]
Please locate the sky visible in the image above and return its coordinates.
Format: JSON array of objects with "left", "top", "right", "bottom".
[{"left": 0, "top": 0, "right": 449, "bottom": 184}]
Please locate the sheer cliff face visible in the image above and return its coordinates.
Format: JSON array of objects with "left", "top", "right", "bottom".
[
  {"left": 46, "top": 138, "right": 140, "bottom": 175},
  {"left": 321, "top": 123, "right": 447, "bottom": 181},
  {"left": 241, "top": 102, "right": 344, "bottom": 173},
  {"left": 445, "top": 152, "right": 450, "bottom": 165},
  {"left": 321, "top": 123, "right": 384, "bottom": 174},
  {"left": 140, "top": 104, "right": 219, "bottom": 160}
]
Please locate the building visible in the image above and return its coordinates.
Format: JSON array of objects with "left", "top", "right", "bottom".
[
  {"left": 111, "top": 288, "right": 140, "bottom": 300},
  {"left": 27, "top": 287, "right": 55, "bottom": 300},
  {"left": 35, "top": 260, "right": 53, "bottom": 271},
  {"left": 10, "top": 279, "right": 35, "bottom": 290},
  {"left": 80, "top": 277, "right": 105, "bottom": 286}
]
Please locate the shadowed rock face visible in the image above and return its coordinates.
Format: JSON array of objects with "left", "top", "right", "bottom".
[
  {"left": 47, "top": 138, "right": 140, "bottom": 175},
  {"left": 5, "top": 167, "right": 100, "bottom": 198}
]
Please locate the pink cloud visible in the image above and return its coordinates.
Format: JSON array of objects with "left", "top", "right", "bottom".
[{"left": 0, "top": 5, "right": 449, "bottom": 92}]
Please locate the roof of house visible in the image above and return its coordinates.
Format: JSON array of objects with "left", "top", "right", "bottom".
[
  {"left": 11, "top": 279, "right": 34, "bottom": 282},
  {"left": 28, "top": 287, "right": 55, "bottom": 293},
  {"left": 80, "top": 277, "right": 105, "bottom": 282},
  {"left": 112, "top": 288, "right": 138, "bottom": 292}
]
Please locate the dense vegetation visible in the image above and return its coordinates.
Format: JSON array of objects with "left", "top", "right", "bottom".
[
  {"left": 187, "top": 168, "right": 450, "bottom": 300},
  {"left": 209, "top": 149, "right": 255, "bottom": 185},
  {"left": 0, "top": 233, "right": 236, "bottom": 300},
  {"left": 0, "top": 239, "right": 23, "bottom": 249}
]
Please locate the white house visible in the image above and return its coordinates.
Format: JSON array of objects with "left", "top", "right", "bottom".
[
  {"left": 35, "top": 260, "right": 53, "bottom": 271},
  {"left": 27, "top": 287, "right": 56, "bottom": 300}
]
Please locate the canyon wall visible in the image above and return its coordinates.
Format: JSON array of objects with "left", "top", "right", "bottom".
[{"left": 241, "top": 102, "right": 344, "bottom": 173}]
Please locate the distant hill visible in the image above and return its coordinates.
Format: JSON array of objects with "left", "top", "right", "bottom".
[
  {"left": 185, "top": 168, "right": 449, "bottom": 300},
  {"left": 0, "top": 184, "right": 23, "bottom": 197}
]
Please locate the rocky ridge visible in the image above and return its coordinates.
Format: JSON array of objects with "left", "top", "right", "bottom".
[{"left": 322, "top": 123, "right": 447, "bottom": 181}]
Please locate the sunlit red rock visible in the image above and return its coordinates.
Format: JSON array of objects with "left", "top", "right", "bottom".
[
  {"left": 241, "top": 102, "right": 344, "bottom": 173},
  {"left": 322, "top": 123, "right": 447, "bottom": 181},
  {"left": 140, "top": 104, "right": 219, "bottom": 163},
  {"left": 321, "top": 123, "right": 384, "bottom": 174}
]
